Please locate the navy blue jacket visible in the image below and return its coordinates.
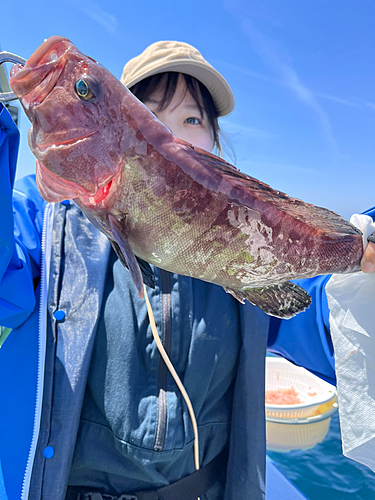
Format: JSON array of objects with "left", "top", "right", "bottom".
[{"left": 0, "top": 103, "right": 346, "bottom": 499}]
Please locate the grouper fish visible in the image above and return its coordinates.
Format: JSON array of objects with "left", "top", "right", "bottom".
[{"left": 9, "top": 36, "right": 364, "bottom": 318}]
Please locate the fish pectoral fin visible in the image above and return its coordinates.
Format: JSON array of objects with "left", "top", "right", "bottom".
[
  {"left": 108, "top": 214, "right": 152, "bottom": 298},
  {"left": 110, "top": 240, "right": 155, "bottom": 289},
  {"left": 224, "top": 282, "right": 312, "bottom": 319},
  {"left": 135, "top": 257, "right": 156, "bottom": 289}
]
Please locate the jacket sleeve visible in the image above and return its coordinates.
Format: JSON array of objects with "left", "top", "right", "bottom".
[
  {"left": 363, "top": 206, "right": 375, "bottom": 219},
  {"left": 267, "top": 275, "right": 335, "bottom": 384},
  {"left": 0, "top": 103, "right": 46, "bottom": 329},
  {"left": 268, "top": 206, "right": 375, "bottom": 385}
]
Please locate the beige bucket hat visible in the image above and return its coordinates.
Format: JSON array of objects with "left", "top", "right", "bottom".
[{"left": 121, "top": 41, "right": 235, "bottom": 117}]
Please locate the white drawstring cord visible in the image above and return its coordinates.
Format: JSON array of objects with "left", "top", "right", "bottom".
[{"left": 143, "top": 284, "right": 200, "bottom": 472}]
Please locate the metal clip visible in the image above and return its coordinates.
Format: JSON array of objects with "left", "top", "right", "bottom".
[{"left": 0, "top": 51, "right": 26, "bottom": 102}]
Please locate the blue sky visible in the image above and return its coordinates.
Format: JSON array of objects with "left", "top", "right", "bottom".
[{"left": 1, "top": 0, "right": 374, "bottom": 219}]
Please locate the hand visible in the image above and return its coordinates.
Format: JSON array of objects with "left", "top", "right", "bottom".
[{"left": 361, "top": 241, "right": 375, "bottom": 273}]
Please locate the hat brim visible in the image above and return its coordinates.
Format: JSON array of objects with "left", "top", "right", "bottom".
[{"left": 124, "top": 59, "right": 234, "bottom": 117}]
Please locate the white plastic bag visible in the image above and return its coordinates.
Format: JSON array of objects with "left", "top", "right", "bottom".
[{"left": 326, "top": 214, "right": 375, "bottom": 471}]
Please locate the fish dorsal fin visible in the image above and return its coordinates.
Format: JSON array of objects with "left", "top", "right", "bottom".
[
  {"left": 225, "top": 281, "right": 312, "bottom": 318},
  {"left": 177, "top": 139, "right": 362, "bottom": 238}
]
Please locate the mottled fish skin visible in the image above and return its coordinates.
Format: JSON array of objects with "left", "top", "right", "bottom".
[{"left": 10, "top": 36, "right": 364, "bottom": 318}]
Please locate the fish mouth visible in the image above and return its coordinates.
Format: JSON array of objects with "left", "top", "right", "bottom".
[
  {"left": 34, "top": 130, "right": 98, "bottom": 154},
  {"left": 10, "top": 36, "right": 72, "bottom": 107}
]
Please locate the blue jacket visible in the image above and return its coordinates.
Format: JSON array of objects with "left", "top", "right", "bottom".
[{"left": 0, "top": 103, "right": 350, "bottom": 499}]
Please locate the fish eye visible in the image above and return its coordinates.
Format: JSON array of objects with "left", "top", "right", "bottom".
[{"left": 75, "top": 78, "right": 95, "bottom": 101}]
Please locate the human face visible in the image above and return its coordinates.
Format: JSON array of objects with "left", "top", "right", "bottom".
[{"left": 143, "top": 75, "right": 214, "bottom": 152}]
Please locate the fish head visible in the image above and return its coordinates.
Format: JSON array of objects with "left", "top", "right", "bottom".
[{"left": 10, "top": 36, "right": 128, "bottom": 202}]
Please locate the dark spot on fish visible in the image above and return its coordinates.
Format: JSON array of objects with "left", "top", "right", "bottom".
[
  {"left": 109, "top": 107, "right": 117, "bottom": 121},
  {"left": 137, "top": 130, "right": 145, "bottom": 142}
]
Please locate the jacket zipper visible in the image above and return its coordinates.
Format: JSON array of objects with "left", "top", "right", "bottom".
[
  {"left": 154, "top": 269, "right": 172, "bottom": 452},
  {"left": 21, "top": 203, "right": 53, "bottom": 500}
]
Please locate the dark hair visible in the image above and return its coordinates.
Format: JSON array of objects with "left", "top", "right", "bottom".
[{"left": 129, "top": 72, "right": 222, "bottom": 154}]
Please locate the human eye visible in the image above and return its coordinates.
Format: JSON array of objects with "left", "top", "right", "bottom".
[{"left": 185, "top": 117, "right": 201, "bottom": 125}]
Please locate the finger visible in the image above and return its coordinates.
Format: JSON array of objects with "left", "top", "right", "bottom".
[{"left": 361, "top": 241, "right": 375, "bottom": 273}]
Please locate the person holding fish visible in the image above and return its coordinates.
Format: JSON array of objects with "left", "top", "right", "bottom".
[{"left": 0, "top": 37, "right": 375, "bottom": 500}]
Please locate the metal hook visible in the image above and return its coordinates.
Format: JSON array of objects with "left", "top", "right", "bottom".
[{"left": 0, "top": 51, "right": 26, "bottom": 102}]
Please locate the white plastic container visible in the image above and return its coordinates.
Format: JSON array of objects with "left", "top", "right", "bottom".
[
  {"left": 265, "top": 357, "right": 336, "bottom": 419},
  {"left": 266, "top": 404, "right": 338, "bottom": 452},
  {"left": 265, "top": 356, "right": 338, "bottom": 452}
]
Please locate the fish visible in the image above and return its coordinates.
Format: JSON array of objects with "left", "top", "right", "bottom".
[{"left": 10, "top": 36, "right": 364, "bottom": 318}]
